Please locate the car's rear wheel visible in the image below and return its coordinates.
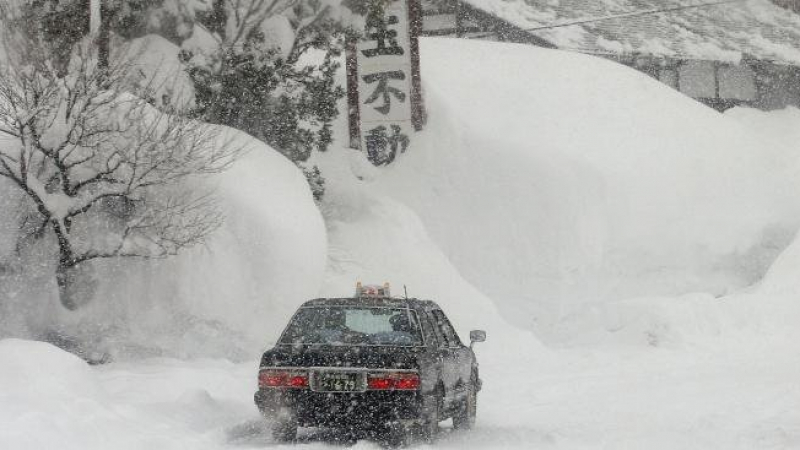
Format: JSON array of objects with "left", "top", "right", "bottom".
[
  {"left": 386, "top": 387, "right": 441, "bottom": 447},
  {"left": 421, "top": 387, "right": 442, "bottom": 442},
  {"left": 384, "top": 421, "right": 411, "bottom": 448},
  {"left": 452, "top": 380, "right": 477, "bottom": 430},
  {"left": 271, "top": 417, "right": 298, "bottom": 442}
]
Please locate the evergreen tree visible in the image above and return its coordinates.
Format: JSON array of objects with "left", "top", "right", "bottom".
[
  {"left": 18, "top": 0, "right": 171, "bottom": 69},
  {"left": 181, "top": 0, "right": 348, "bottom": 198}
]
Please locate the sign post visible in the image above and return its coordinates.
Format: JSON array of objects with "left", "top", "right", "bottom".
[{"left": 347, "top": 0, "right": 425, "bottom": 166}]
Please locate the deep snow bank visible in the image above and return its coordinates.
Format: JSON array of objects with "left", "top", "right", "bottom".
[
  {"left": 0, "top": 338, "right": 259, "bottom": 450},
  {"left": 366, "top": 38, "right": 800, "bottom": 334},
  {"left": 535, "top": 107, "right": 800, "bottom": 348},
  {"left": 0, "top": 129, "right": 326, "bottom": 360},
  {"left": 316, "top": 150, "right": 546, "bottom": 361},
  {"left": 0, "top": 339, "right": 112, "bottom": 450},
  {"left": 0, "top": 339, "right": 98, "bottom": 398}
]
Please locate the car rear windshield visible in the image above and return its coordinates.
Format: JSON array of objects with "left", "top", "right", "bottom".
[{"left": 279, "top": 306, "right": 424, "bottom": 346}]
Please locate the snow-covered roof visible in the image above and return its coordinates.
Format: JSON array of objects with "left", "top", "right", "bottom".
[{"left": 465, "top": 0, "right": 800, "bottom": 65}]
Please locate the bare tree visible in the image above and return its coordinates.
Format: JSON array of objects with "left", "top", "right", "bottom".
[{"left": 0, "top": 19, "right": 240, "bottom": 310}]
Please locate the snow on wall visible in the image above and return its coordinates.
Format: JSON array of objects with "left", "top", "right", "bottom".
[
  {"left": 364, "top": 38, "right": 800, "bottom": 338},
  {"left": 463, "top": 0, "right": 800, "bottom": 65}
]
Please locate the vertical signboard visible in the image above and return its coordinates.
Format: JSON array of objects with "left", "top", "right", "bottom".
[{"left": 348, "top": 0, "right": 425, "bottom": 166}]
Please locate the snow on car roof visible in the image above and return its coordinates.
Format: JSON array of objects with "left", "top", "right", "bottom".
[{"left": 302, "top": 297, "right": 439, "bottom": 309}]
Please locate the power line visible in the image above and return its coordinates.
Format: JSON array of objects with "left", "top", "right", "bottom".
[{"left": 467, "top": 0, "right": 748, "bottom": 39}]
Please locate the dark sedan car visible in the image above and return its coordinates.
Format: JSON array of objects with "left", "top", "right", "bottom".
[{"left": 254, "top": 287, "right": 485, "bottom": 445}]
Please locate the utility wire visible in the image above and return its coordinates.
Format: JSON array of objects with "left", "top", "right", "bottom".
[{"left": 467, "top": 0, "right": 748, "bottom": 39}]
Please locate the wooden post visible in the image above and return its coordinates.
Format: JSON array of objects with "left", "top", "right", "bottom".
[
  {"left": 348, "top": 0, "right": 426, "bottom": 152},
  {"left": 96, "top": 0, "right": 112, "bottom": 69},
  {"left": 407, "top": 0, "right": 427, "bottom": 131},
  {"left": 346, "top": 38, "right": 361, "bottom": 150},
  {"left": 89, "top": 0, "right": 101, "bottom": 36},
  {"left": 455, "top": 0, "right": 463, "bottom": 37}
]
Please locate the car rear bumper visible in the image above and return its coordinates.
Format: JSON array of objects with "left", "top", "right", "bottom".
[{"left": 254, "top": 388, "right": 422, "bottom": 427}]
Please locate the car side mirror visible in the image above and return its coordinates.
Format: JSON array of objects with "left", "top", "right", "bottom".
[{"left": 469, "top": 330, "right": 486, "bottom": 348}]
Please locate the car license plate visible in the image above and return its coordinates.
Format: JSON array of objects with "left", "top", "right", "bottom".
[{"left": 315, "top": 372, "right": 362, "bottom": 392}]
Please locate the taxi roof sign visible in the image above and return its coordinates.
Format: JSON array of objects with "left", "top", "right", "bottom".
[{"left": 355, "top": 282, "right": 391, "bottom": 298}]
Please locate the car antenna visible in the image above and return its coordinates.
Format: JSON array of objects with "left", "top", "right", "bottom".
[{"left": 404, "top": 285, "right": 408, "bottom": 300}]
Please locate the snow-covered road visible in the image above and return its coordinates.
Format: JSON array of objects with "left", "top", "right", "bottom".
[{"left": 75, "top": 337, "right": 799, "bottom": 450}]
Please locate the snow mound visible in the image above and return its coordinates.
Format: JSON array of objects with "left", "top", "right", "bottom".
[
  {"left": 759, "top": 231, "right": 800, "bottom": 295},
  {"left": 555, "top": 107, "right": 800, "bottom": 347},
  {"left": 0, "top": 339, "right": 114, "bottom": 450},
  {"left": 318, "top": 153, "right": 546, "bottom": 361},
  {"left": 748, "top": 224, "right": 800, "bottom": 334},
  {"left": 0, "top": 339, "right": 261, "bottom": 450},
  {"left": 0, "top": 339, "right": 98, "bottom": 398},
  {"left": 84, "top": 129, "right": 327, "bottom": 359},
  {"left": 1, "top": 128, "right": 327, "bottom": 360},
  {"left": 368, "top": 38, "right": 800, "bottom": 338}
]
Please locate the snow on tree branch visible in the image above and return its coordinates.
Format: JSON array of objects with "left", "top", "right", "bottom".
[{"left": 0, "top": 16, "right": 242, "bottom": 310}]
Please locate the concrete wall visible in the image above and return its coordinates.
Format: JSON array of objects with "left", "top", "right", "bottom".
[
  {"left": 771, "top": 0, "right": 800, "bottom": 13},
  {"left": 752, "top": 62, "right": 800, "bottom": 110},
  {"left": 619, "top": 55, "right": 793, "bottom": 112}
]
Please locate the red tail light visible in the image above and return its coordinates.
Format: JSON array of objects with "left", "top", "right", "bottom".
[
  {"left": 394, "top": 375, "right": 420, "bottom": 390},
  {"left": 368, "top": 377, "right": 394, "bottom": 390},
  {"left": 287, "top": 375, "right": 309, "bottom": 388},
  {"left": 367, "top": 372, "right": 420, "bottom": 391},
  {"left": 258, "top": 369, "right": 308, "bottom": 389},
  {"left": 259, "top": 371, "right": 285, "bottom": 387}
]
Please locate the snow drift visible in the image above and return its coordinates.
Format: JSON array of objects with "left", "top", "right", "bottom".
[
  {"left": 316, "top": 149, "right": 546, "bottom": 363},
  {"left": 363, "top": 38, "right": 800, "bottom": 339},
  {"left": 5, "top": 36, "right": 798, "bottom": 357},
  {"left": 1, "top": 33, "right": 800, "bottom": 450},
  {"left": 0, "top": 338, "right": 258, "bottom": 450},
  {"left": 0, "top": 339, "right": 112, "bottom": 450}
]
